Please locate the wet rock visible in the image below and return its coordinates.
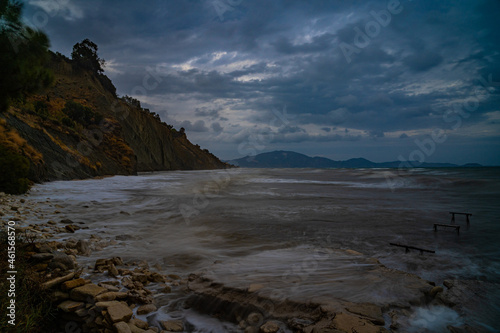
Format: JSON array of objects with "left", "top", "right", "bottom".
[
  {"left": 160, "top": 285, "right": 171, "bottom": 293},
  {"left": 114, "top": 321, "right": 132, "bottom": 333},
  {"left": 443, "top": 280, "right": 454, "bottom": 289},
  {"left": 65, "top": 225, "right": 77, "bottom": 233},
  {"left": 108, "top": 263, "right": 120, "bottom": 277},
  {"left": 127, "top": 290, "right": 153, "bottom": 304},
  {"left": 95, "top": 300, "right": 122, "bottom": 309},
  {"left": 167, "top": 274, "right": 181, "bottom": 280},
  {"left": 49, "top": 253, "right": 75, "bottom": 271},
  {"left": 345, "top": 302, "right": 385, "bottom": 325},
  {"left": 50, "top": 291, "right": 70, "bottom": 302},
  {"left": 107, "top": 303, "right": 133, "bottom": 323},
  {"left": 58, "top": 300, "right": 85, "bottom": 313},
  {"left": 161, "top": 320, "right": 184, "bottom": 332},
  {"left": 116, "top": 234, "right": 136, "bottom": 241},
  {"left": 95, "top": 292, "right": 118, "bottom": 302},
  {"left": 61, "top": 218, "right": 74, "bottom": 224},
  {"left": 260, "top": 321, "right": 280, "bottom": 333},
  {"left": 99, "top": 283, "right": 120, "bottom": 292},
  {"left": 429, "top": 286, "right": 444, "bottom": 297},
  {"left": 137, "top": 303, "right": 157, "bottom": 315},
  {"left": 70, "top": 284, "right": 107, "bottom": 301},
  {"left": 248, "top": 284, "right": 264, "bottom": 293},
  {"left": 61, "top": 278, "right": 87, "bottom": 291},
  {"left": 31, "top": 253, "right": 54, "bottom": 262},
  {"left": 332, "top": 312, "right": 382, "bottom": 333},
  {"left": 76, "top": 240, "right": 90, "bottom": 256},
  {"left": 35, "top": 243, "right": 53, "bottom": 253},
  {"left": 130, "top": 318, "right": 148, "bottom": 329},
  {"left": 127, "top": 322, "right": 145, "bottom": 333}
]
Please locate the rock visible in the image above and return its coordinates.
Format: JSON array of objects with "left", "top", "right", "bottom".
[
  {"left": 49, "top": 253, "right": 75, "bottom": 271},
  {"left": 332, "top": 312, "right": 382, "bottom": 333},
  {"left": 50, "top": 291, "right": 70, "bottom": 302},
  {"left": 160, "top": 285, "right": 171, "bottom": 293},
  {"left": 58, "top": 300, "right": 85, "bottom": 313},
  {"left": 116, "top": 234, "right": 136, "bottom": 241},
  {"left": 127, "top": 322, "right": 146, "bottom": 333},
  {"left": 76, "top": 240, "right": 90, "bottom": 255},
  {"left": 114, "top": 321, "right": 132, "bottom": 333},
  {"left": 167, "top": 274, "right": 181, "bottom": 280},
  {"left": 95, "top": 292, "right": 119, "bottom": 302},
  {"left": 95, "top": 258, "right": 110, "bottom": 268},
  {"left": 131, "top": 273, "right": 148, "bottom": 284},
  {"left": 161, "top": 320, "right": 184, "bottom": 332},
  {"left": 35, "top": 243, "right": 53, "bottom": 253},
  {"left": 107, "top": 303, "right": 133, "bottom": 323},
  {"left": 443, "top": 280, "right": 454, "bottom": 289},
  {"left": 65, "top": 225, "right": 77, "bottom": 233},
  {"left": 61, "top": 218, "right": 74, "bottom": 224},
  {"left": 70, "top": 284, "right": 107, "bottom": 301},
  {"left": 31, "top": 253, "right": 54, "bottom": 262},
  {"left": 248, "top": 284, "right": 264, "bottom": 293},
  {"left": 260, "top": 321, "right": 280, "bottom": 333},
  {"left": 137, "top": 304, "right": 157, "bottom": 315},
  {"left": 42, "top": 272, "right": 75, "bottom": 290},
  {"left": 127, "top": 290, "right": 153, "bottom": 304},
  {"left": 61, "top": 278, "right": 87, "bottom": 291},
  {"left": 112, "top": 257, "right": 124, "bottom": 266},
  {"left": 429, "top": 286, "right": 444, "bottom": 297},
  {"left": 345, "top": 302, "right": 385, "bottom": 325},
  {"left": 108, "top": 263, "right": 120, "bottom": 277},
  {"left": 130, "top": 318, "right": 148, "bottom": 329},
  {"left": 95, "top": 301, "right": 122, "bottom": 309},
  {"left": 100, "top": 283, "right": 120, "bottom": 292}
]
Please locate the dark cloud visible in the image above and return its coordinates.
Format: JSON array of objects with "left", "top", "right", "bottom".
[{"left": 25, "top": 0, "right": 500, "bottom": 164}]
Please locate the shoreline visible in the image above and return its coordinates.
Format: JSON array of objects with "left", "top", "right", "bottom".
[{"left": 1, "top": 192, "right": 485, "bottom": 332}]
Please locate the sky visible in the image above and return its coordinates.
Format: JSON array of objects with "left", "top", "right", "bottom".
[{"left": 23, "top": 0, "right": 500, "bottom": 165}]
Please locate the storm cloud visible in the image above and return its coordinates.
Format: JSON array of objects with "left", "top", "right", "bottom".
[{"left": 25, "top": 0, "right": 500, "bottom": 164}]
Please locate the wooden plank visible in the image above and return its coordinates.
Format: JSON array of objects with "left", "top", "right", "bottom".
[{"left": 389, "top": 243, "right": 435, "bottom": 254}]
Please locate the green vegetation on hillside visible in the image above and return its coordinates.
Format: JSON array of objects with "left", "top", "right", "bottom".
[{"left": 0, "top": 143, "right": 30, "bottom": 194}]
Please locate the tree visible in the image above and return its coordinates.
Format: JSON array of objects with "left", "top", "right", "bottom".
[
  {"left": 71, "top": 38, "right": 105, "bottom": 74},
  {"left": 0, "top": 0, "right": 54, "bottom": 112}
]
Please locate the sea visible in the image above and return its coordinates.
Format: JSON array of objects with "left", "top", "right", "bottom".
[{"left": 28, "top": 167, "right": 500, "bottom": 332}]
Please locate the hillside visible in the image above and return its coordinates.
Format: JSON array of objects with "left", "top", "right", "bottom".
[
  {"left": 0, "top": 52, "right": 229, "bottom": 187},
  {"left": 228, "top": 150, "right": 478, "bottom": 168}
]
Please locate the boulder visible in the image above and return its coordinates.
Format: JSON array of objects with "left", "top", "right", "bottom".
[
  {"left": 61, "top": 278, "right": 87, "bottom": 291},
  {"left": 137, "top": 304, "right": 157, "bottom": 315},
  {"left": 70, "top": 284, "right": 107, "bottom": 301},
  {"left": 114, "top": 321, "right": 132, "bottom": 333},
  {"left": 345, "top": 302, "right": 384, "bottom": 325},
  {"left": 161, "top": 320, "right": 184, "bottom": 332},
  {"left": 108, "top": 263, "right": 120, "bottom": 277},
  {"left": 49, "top": 253, "right": 75, "bottom": 271},
  {"left": 107, "top": 303, "right": 133, "bottom": 323},
  {"left": 31, "top": 253, "right": 54, "bottom": 262},
  {"left": 58, "top": 300, "right": 84, "bottom": 313},
  {"left": 76, "top": 240, "right": 90, "bottom": 255},
  {"left": 260, "top": 321, "right": 280, "bottom": 333}
]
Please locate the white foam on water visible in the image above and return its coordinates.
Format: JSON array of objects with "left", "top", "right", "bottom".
[{"left": 408, "top": 306, "right": 463, "bottom": 332}]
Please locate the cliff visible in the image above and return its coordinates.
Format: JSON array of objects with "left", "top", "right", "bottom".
[{"left": 1, "top": 52, "right": 229, "bottom": 184}]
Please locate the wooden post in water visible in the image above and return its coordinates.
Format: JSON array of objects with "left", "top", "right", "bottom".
[{"left": 449, "top": 212, "right": 472, "bottom": 226}]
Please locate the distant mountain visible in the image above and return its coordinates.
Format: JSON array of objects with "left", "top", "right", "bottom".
[{"left": 227, "top": 151, "right": 481, "bottom": 169}]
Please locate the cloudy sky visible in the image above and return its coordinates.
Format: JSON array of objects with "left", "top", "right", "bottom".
[{"left": 24, "top": 0, "right": 500, "bottom": 165}]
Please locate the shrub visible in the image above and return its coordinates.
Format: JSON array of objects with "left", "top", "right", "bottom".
[
  {"left": 0, "top": 144, "right": 31, "bottom": 194},
  {"left": 34, "top": 100, "right": 49, "bottom": 118},
  {"left": 62, "top": 101, "right": 102, "bottom": 126},
  {"left": 61, "top": 117, "right": 74, "bottom": 127}
]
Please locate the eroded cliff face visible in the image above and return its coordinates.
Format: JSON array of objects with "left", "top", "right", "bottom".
[{"left": 2, "top": 53, "right": 229, "bottom": 183}]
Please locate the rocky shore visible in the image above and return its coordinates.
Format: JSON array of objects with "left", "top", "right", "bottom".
[{"left": 0, "top": 193, "right": 484, "bottom": 333}]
